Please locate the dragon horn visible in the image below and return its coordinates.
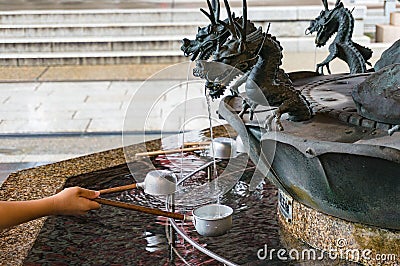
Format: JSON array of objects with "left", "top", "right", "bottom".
[
  {"left": 242, "top": 0, "right": 247, "bottom": 35},
  {"left": 200, "top": 0, "right": 216, "bottom": 25},
  {"left": 231, "top": 0, "right": 247, "bottom": 42},
  {"left": 223, "top": 0, "right": 238, "bottom": 38},
  {"left": 322, "top": 0, "right": 329, "bottom": 10},
  {"left": 213, "top": 0, "right": 220, "bottom": 21}
]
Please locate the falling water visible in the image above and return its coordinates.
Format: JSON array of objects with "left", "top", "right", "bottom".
[
  {"left": 314, "top": 46, "right": 317, "bottom": 69},
  {"left": 205, "top": 92, "right": 217, "bottom": 176},
  {"left": 177, "top": 62, "right": 193, "bottom": 239},
  {"left": 205, "top": 90, "right": 220, "bottom": 206},
  {"left": 179, "top": 62, "right": 192, "bottom": 179}
]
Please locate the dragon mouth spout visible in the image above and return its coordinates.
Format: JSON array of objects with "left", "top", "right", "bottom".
[
  {"left": 181, "top": 39, "right": 201, "bottom": 61},
  {"left": 198, "top": 41, "right": 216, "bottom": 60},
  {"left": 193, "top": 60, "right": 241, "bottom": 99},
  {"left": 315, "top": 29, "right": 327, "bottom": 47}
]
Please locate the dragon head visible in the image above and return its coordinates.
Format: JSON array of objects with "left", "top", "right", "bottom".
[
  {"left": 181, "top": 0, "right": 229, "bottom": 61},
  {"left": 181, "top": 24, "right": 227, "bottom": 61},
  {"left": 193, "top": 0, "right": 263, "bottom": 99},
  {"left": 305, "top": 0, "right": 344, "bottom": 47},
  {"left": 181, "top": 0, "right": 256, "bottom": 62}
]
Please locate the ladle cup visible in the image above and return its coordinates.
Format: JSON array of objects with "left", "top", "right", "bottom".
[
  {"left": 100, "top": 169, "right": 177, "bottom": 196},
  {"left": 100, "top": 138, "right": 238, "bottom": 196},
  {"left": 100, "top": 161, "right": 223, "bottom": 196},
  {"left": 94, "top": 197, "right": 233, "bottom": 237},
  {"left": 208, "top": 137, "right": 237, "bottom": 159}
]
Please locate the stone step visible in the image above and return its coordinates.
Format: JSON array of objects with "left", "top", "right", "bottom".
[
  {"left": 0, "top": 36, "right": 185, "bottom": 53},
  {"left": 0, "top": 20, "right": 364, "bottom": 39},
  {"left": 364, "top": 7, "right": 400, "bottom": 33},
  {"left": 366, "top": 7, "right": 385, "bottom": 17},
  {"left": 0, "top": 35, "right": 372, "bottom": 65},
  {"left": 0, "top": 6, "right": 366, "bottom": 25},
  {"left": 278, "top": 35, "right": 371, "bottom": 52},
  {"left": 0, "top": 6, "right": 368, "bottom": 66},
  {"left": 0, "top": 9, "right": 206, "bottom": 24},
  {"left": 0, "top": 36, "right": 372, "bottom": 66},
  {"left": 365, "top": 15, "right": 388, "bottom": 32},
  {"left": 0, "top": 22, "right": 204, "bottom": 38},
  {"left": 391, "top": 11, "right": 400, "bottom": 25},
  {"left": 376, "top": 24, "right": 400, "bottom": 42},
  {"left": 0, "top": 50, "right": 187, "bottom": 66}
]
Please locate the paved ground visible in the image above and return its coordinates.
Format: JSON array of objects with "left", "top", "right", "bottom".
[{"left": 0, "top": 63, "right": 182, "bottom": 183}]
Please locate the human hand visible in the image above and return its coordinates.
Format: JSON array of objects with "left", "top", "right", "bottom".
[{"left": 51, "top": 187, "right": 100, "bottom": 216}]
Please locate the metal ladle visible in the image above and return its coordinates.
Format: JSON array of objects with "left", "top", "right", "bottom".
[
  {"left": 208, "top": 137, "right": 237, "bottom": 159},
  {"left": 99, "top": 159, "right": 224, "bottom": 196},
  {"left": 103, "top": 138, "right": 236, "bottom": 196},
  {"left": 99, "top": 169, "right": 177, "bottom": 196},
  {"left": 96, "top": 140, "right": 239, "bottom": 236},
  {"left": 94, "top": 198, "right": 233, "bottom": 237},
  {"left": 97, "top": 169, "right": 233, "bottom": 237}
]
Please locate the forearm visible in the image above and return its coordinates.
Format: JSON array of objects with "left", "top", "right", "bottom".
[
  {"left": 0, "top": 187, "right": 100, "bottom": 230},
  {"left": 0, "top": 197, "right": 56, "bottom": 230}
]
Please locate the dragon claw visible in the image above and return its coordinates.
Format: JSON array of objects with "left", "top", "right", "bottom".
[
  {"left": 316, "top": 64, "right": 327, "bottom": 75},
  {"left": 326, "top": 64, "right": 331, "bottom": 75},
  {"left": 316, "top": 64, "right": 323, "bottom": 75},
  {"left": 238, "top": 109, "right": 246, "bottom": 118},
  {"left": 249, "top": 110, "right": 254, "bottom": 120},
  {"left": 264, "top": 110, "right": 284, "bottom": 131},
  {"left": 239, "top": 99, "right": 249, "bottom": 119},
  {"left": 388, "top": 125, "right": 400, "bottom": 136},
  {"left": 230, "top": 87, "right": 239, "bottom": 97},
  {"left": 239, "top": 98, "right": 256, "bottom": 120}
]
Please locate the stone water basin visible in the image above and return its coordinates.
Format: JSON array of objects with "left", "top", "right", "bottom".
[{"left": 0, "top": 126, "right": 357, "bottom": 265}]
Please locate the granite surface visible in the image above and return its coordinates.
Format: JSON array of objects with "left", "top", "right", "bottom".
[
  {"left": 0, "top": 146, "right": 134, "bottom": 266},
  {"left": 0, "top": 141, "right": 158, "bottom": 265},
  {"left": 0, "top": 126, "right": 233, "bottom": 265},
  {"left": 278, "top": 196, "right": 400, "bottom": 265}
]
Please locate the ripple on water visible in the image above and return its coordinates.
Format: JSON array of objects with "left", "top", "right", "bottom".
[{"left": 24, "top": 153, "right": 293, "bottom": 265}]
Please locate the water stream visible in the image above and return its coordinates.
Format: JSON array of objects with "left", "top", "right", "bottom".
[{"left": 179, "top": 62, "right": 192, "bottom": 180}]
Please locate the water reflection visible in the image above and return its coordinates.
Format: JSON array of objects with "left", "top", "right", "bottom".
[{"left": 24, "top": 149, "right": 346, "bottom": 265}]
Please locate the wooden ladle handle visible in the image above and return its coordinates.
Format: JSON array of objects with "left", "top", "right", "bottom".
[
  {"left": 135, "top": 146, "right": 208, "bottom": 158},
  {"left": 94, "top": 197, "right": 186, "bottom": 221},
  {"left": 99, "top": 183, "right": 138, "bottom": 195}
]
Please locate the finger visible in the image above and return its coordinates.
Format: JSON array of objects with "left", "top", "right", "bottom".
[
  {"left": 89, "top": 201, "right": 101, "bottom": 210},
  {"left": 78, "top": 188, "right": 100, "bottom": 199}
]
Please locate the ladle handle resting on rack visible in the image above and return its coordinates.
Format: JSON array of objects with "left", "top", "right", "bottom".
[
  {"left": 94, "top": 198, "right": 186, "bottom": 221},
  {"left": 99, "top": 183, "right": 139, "bottom": 195},
  {"left": 135, "top": 146, "right": 207, "bottom": 158}
]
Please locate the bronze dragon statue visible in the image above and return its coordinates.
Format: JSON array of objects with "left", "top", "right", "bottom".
[
  {"left": 196, "top": 0, "right": 312, "bottom": 131},
  {"left": 181, "top": 0, "right": 257, "bottom": 98},
  {"left": 305, "top": 0, "right": 372, "bottom": 74}
]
